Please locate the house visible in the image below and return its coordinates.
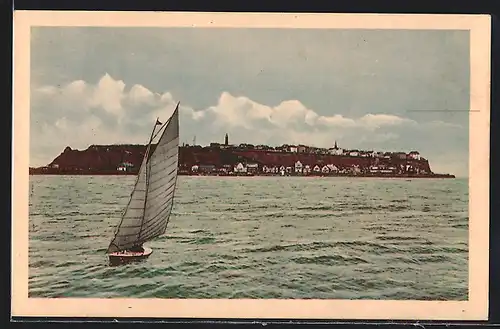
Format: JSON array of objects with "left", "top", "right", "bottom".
[
  {"left": 289, "top": 145, "right": 298, "bottom": 153},
  {"left": 294, "top": 160, "right": 303, "bottom": 173},
  {"left": 408, "top": 151, "right": 421, "bottom": 160},
  {"left": 276, "top": 145, "right": 288, "bottom": 152},
  {"left": 352, "top": 165, "right": 361, "bottom": 174},
  {"left": 246, "top": 163, "right": 259, "bottom": 173},
  {"left": 191, "top": 165, "right": 199, "bottom": 172},
  {"left": 394, "top": 152, "right": 407, "bottom": 160},
  {"left": 321, "top": 165, "right": 330, "bottom": 174},
  {"left": 117, "top": 162, "right": 134, "bottom": 172},
  {"left": 234, "top": 162, "right": 247, "bottom": 173},
  {"left": 329, "top": 148, "right": 343, "bottom": 155},
  {"left": 327, "top": 164, "right": 338, "bottom": 172},
  {"left": 270, "top": 166, "right": 278, "bottom": 174},
  {"left": 218, "top": 167, "right": 229, "bottom": 173},
  {"left": 199, "top": 164, "right": 216, "bottom": 173},
  {"left": 313, "top": 165, "right": 321, "bottom": 172},
  {"left": 265, "top": 166, "right": 276, "bottom": 174},
  {"left": 349, "top": 150, "right": 359, "bottom": 157}
]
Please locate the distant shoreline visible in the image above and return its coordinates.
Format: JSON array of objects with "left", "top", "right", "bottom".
[
  {"left": 29, "top": 172, "right": 456, "bottom": 179},
  {"left": 31, "top": 143, "right": 458, "bottom": 179}
]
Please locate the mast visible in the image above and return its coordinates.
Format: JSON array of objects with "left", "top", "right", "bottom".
[
  {"left": 106, "top": 122, "right": 156, "bottom": 253},
  {"left": 135, "top": 118, "right": 160, "bottom": 246},
  {"left": 136, "top": 102, "right": 180, "bottom": 244},
  {"left": 107, "top": 102, "right": 180, "bottom": 253}
]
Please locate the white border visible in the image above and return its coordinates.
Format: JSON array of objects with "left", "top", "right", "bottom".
[{"left": 12, "top": 11, "right": 491, "bottom": 320}]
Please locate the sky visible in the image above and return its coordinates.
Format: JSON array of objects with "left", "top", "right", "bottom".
[{"left": 30, "top": 27, "right": 470, "bottom": 177}]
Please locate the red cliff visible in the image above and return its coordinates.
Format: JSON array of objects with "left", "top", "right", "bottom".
[{"left": 29, "top": 143, "right": 454, "bottom": 178}]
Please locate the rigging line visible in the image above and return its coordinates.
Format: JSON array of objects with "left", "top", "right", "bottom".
[
  {"left": 149, "top": 102, "right": 180, "bottom": 159},
  {"left": 165, "top": 166, "right": 179, "bottom": 232},
  {"left": 137, "top": 103, "right": 178, "bottom": 242},
  {"left": 151, "top": 120, "right": 168, "bottom": 141},
  {"left": 142, "top": 103, "right": 180, "bottom": 241},
  {"left": 165, "top": 128, "right": 179, "bottom": 231},
  {"left": 120, "top": 188, "right": 176, "bottom": 231},
  {"left": 107, "top": 154, "right": 147, "bottom": 253},
  {"left": 137, "top": 121, "right": 159, "bottom": 244},
  {"left": 108, "top": 102, "right": 180, "bottom": 252},
  {"left": 150, "top": 101, "right": 180, "bottom": 153},
  {"left": 137, "top": 102, "right": 180, "bottom": 241},
  {"left": 106, "top": 121, "right": 156, "bottom": 253}
]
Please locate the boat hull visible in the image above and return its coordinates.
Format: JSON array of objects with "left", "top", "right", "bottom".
[{"left": 108, "top": 246, "right": 153, "bottom": 266}]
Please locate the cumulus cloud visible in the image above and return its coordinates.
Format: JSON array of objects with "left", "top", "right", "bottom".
[{"left": 30, "top": 73, "right": 467, "bottom": 176}]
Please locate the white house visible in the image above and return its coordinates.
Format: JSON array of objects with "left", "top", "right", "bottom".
[
  {"left": 329, "top": 148, "right": 343, "bottom": 155},
  {"left": 289, "top": 146, "right": 298, "bottom": 153},
  {"left": 321, "top": 165, "right": 330, "bottom": 173},
  {"left": 191, "top": 165, "right": 199, "bottom": 172},
  {"left": 117, "top": 162, "right": 134, "bottom": 172},
  {"left": 327, "top": 164, "right": 338, "bottom": 172},
  {"left": 294, "top": 161, "right": 303, "bottom": 173},
  {"left": 349, "top": 151, "right": 359, "bottom": 157},
  {"left": 313, "top": 165, "right": 321, "bottom": 172},
  {"left": 246, "top": 163, "right": 259, "bottom": 173},
  {"left": 408, "top": 151, "right": 421, "bottom": 160},
  {"left": 234, "top": 162, "right": 247, "bottom": 173}
]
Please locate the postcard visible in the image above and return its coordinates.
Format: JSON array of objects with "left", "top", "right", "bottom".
[{"left": 12, "top": 11, "right": 491, "bottom": 320}]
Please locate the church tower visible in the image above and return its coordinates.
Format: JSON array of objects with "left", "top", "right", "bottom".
[
  {"left": 334, "top": 140, "right": 338, "bottom": 149},
  {"left": 224, "top": 133, "right": 229, "bottom": 146}
]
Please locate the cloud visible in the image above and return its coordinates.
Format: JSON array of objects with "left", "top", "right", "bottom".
[
  {"left": 30, "top": 73, "right": 467, "bottom": 176},
  {"left": 358, "top": 114, "right": 417, "bottom": 130}
]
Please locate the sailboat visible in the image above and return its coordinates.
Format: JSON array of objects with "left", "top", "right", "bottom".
[{"left": 107, "top": 102, "right": 180, "bottom": 265}]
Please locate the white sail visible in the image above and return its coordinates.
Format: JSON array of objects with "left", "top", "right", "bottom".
[{"left": 107, "top": 103, "right": 179, "bottom": 253}]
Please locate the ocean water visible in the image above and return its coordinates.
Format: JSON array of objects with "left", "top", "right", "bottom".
[{"left": 28, "top": 175, "right": 468, "bottom": 300}]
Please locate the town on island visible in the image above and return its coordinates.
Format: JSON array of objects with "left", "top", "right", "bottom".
[{"left": 29, "top": 133, "right": 455, "bottom": 178}]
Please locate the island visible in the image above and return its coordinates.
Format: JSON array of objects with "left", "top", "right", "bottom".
[{"left": 29, "top": 134, "right": 455, "bottom": 179}]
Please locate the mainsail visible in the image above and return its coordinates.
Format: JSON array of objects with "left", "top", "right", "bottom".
[{"left": 107, "top": 103, "right": 180, "bottom": 253}]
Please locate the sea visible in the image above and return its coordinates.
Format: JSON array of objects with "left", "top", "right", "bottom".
[{"left": 28, "top": 175, "right": 468, "bottom": 300}]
